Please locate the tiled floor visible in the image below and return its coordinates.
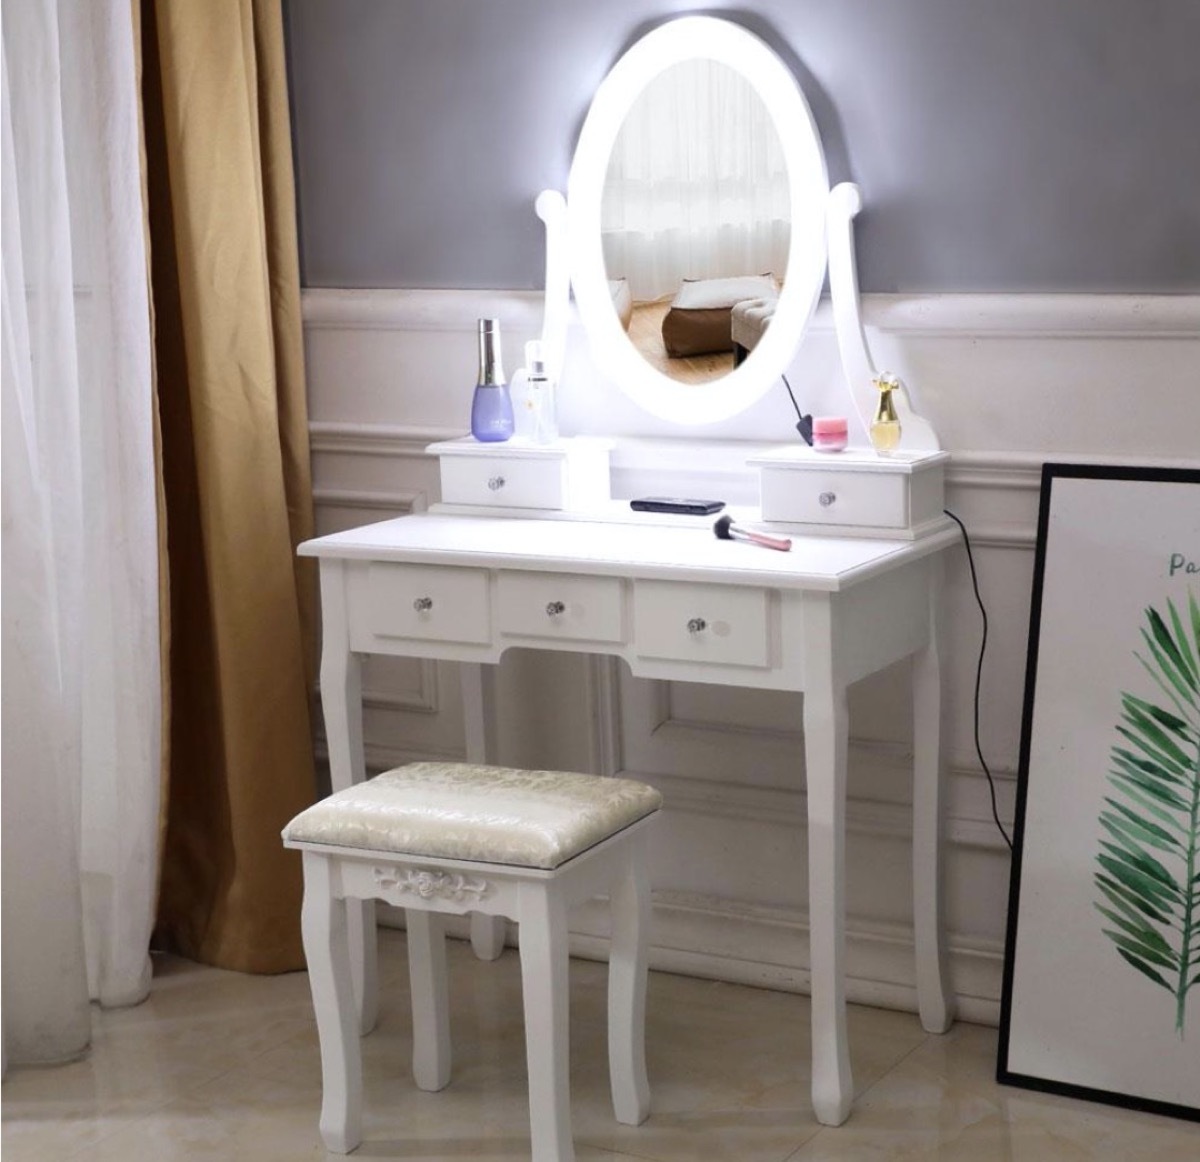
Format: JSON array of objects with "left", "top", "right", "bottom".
[{"left": 3, "top": 930, "right": 1197, "bottom": 1160}]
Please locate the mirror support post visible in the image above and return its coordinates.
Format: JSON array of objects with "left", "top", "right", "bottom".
[
  {"left": 827, "top": 183, "right": 940, "bottom": 451},
  {"left": 535, "top": 189, "right": 570, "bottom": 387}
]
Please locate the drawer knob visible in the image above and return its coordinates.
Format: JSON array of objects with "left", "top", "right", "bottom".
[
  {"left": 819, "top": 491, "right": 837, "bottom": 507},
  {"left": 687, "top": 617, "right": 707, "bottom": 634},
  {"left": 413, "top": 596, "right": 433, "bottom": 612},
  {"left": 487, "top": 475, "right": 506, "bottom": 491},
  {"left": 545, "top": 600, "right": 566, "bottom": 617}
]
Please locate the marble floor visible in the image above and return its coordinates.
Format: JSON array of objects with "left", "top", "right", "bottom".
[{"left": 3, "top": 929, "right": 1197, "bottom": 1161}]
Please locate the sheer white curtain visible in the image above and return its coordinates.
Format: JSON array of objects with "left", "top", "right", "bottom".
[
  {"left": 2, "top": 0, "right": 161, "bottom": 1065},
  {"left": 601, "top": 59, "right": 791, "bottom": 303}
]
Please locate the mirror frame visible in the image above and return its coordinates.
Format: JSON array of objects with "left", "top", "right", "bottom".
[{"left": 567, "top": 16, "right": 829, "bottom": 426}]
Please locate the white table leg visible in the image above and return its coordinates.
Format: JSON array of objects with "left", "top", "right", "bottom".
[
  {"left": 803, "top": 595, "right": 853, "bottom": 1127},
  {"left": 461, "top": 662, "right": 507, "bottom": 961},
  {"left": 407, "top": 909, "right": 452, "bottom": 1091},
  {"left": 912, "top": 558, "right": 955, "bottom": 1033},
  {"left": 607, "top": 828, "right": 651, "bottom": 1126},
  {"left": 519, "top": 883, "right": 575, "bottom": 1162},
  {"left": 301, "top": 853, "right": 363, "bottom": 1155},
  {"left": 318, "top": 560, "right": 378, "bottom": 1035}
]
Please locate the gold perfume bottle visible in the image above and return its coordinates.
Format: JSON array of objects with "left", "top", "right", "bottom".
[{"left": 870, "top": 373, "right": 902, "bottom": 454}]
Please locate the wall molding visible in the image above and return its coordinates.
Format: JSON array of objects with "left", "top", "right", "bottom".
[
  {"left": 309, "top": 423, "right": 1191, "bottom": 557},
  {"left": 645, "top": 768, "right": 1012, "bottom": 852},
  {"left": 303, "top": 287, "right": 1200, "bottom": 339},
  {"left": 574, "top": 890, "right": 1005, "bottom": 1027},
  {"left": 303, "top": 287, "right": 545, "bottom": 331},
  {"left": 309, "top": 423, "right": 1044, "bottom": 546},
  {"left": 348, "top": 732, "right": 1013, "bottom": 854},
  {"left": 860, "top": 293, "right": 1200, "bottom": 338},
  {"left": 375, "top": 888, "right": 1004, "bottom": 1028},
  {"left": 309, "top": 422, "right": 459, "bottom": 457},
  {"left": 311, "top": 486, "right": 427, "bottom": 514}
]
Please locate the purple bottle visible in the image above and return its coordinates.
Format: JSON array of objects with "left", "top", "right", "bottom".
[{"left": 470, "top": 318, "right": 514, "bottom": 442}]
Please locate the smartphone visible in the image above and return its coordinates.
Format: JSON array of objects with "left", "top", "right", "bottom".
[{"left": 630, "top": 497, "right": 725, "bottom": 516}]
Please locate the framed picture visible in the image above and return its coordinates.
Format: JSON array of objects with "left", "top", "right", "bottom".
[{"left": 998, "top": 462, "right": 1200, "bottom": 1122}]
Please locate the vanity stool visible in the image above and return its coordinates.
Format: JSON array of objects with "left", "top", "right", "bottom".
[{"left": 282, "top": 761, "right": 662, "bottom": 1160}]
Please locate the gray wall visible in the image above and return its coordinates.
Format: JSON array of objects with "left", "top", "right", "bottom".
[{"left": 284, "top": 0, "right": 1200, "bottom": 293}]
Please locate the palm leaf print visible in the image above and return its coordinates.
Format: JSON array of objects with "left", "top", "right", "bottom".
[{"left": 1094, "top": 591, "right": 1200, "bottom": 1036}]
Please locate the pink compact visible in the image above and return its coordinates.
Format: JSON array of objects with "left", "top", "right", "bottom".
[{"left": 812, "top": 416, "right": 849, "bottom": 453}]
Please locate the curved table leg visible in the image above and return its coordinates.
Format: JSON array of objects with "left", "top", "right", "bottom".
[
  {"left": 803, "top": 595, "right": 853, "bottom": 1126},
  {"left": 912, "top": 557, "right": 955, "bottom": 1033},
  {"left": 319, "top": 560, "right": 378, "bottom": 1036}
]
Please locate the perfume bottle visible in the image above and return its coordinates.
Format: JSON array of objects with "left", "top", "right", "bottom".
[
  {"left": 470, "top": 318, "right": 514, "bottom": 442},
  {"left": 525, "top": 340, "right": 558, "bottom": 444},
  {"left": 870, "top": 373, "right": 902, "bottom": 455}
]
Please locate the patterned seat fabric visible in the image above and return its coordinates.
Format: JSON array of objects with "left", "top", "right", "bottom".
[{"left": 282, "top": 762, "right": 663, "bottom": 870}]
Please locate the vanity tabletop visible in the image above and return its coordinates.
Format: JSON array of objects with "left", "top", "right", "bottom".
[{"left": 300, "top": 513, "right": 959, "bottom": 593}]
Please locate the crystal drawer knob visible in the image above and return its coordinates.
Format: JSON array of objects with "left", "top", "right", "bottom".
[
  {"left": 819, "top": 491, "right": 837, "bottom": 507},
  {"left": 687, "top": 617, "right": 707, "bottom": 634},
  {"left": 413, "top": 596, "right": 433, "bottom": 612},
  {"left": 487, "top": 475, "right": 506, "bottom": 491},
  {"left": 545, "top": 601, "right": 566, "bottom": 617}
]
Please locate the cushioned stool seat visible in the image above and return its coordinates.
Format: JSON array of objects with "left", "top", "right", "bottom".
[{"left": 283, "top": 762, "right": 662, "bottom": 1160}]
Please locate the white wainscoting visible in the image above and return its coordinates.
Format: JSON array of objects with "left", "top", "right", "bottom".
[{"left": 304, "top": 288, "right": 1200, "bottom": 1027}]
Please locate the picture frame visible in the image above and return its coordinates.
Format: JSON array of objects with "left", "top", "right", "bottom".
[{"left": 997, "top": 462, "right": 1200, "bottom": 1121}]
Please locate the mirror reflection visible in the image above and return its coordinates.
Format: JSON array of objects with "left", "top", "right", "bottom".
[{"left": 601, "top": 59, "right": 791, "bottom": 385}]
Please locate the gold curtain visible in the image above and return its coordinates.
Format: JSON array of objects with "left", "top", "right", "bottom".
[{"left": 142, "top": 0, "right": 317, "bottom": 972}]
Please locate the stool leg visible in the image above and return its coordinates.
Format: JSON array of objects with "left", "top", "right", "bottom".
[
  {"left": 519, "top": 885, "right": 574, "bottom": 1162},
  {"left": 348, "top": 899, "right": 379, "bottom": 1035},
  {"left": 470, "top": 913, "right": 506, "bottom": 961},
  {"left": 608, "top": 831, "right": 651, "bottom": 1125},
  {"left": 301, "top": 853, "right": 363, "bottom": 1154},
  {"left": 406, "top": 909, "right": 451, "bottom": 1091}
]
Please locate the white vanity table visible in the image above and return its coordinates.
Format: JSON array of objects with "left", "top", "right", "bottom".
[
  {"left": 302, "top": 13, "right": 959, "bottom": 1130},
  {"left": 302, "top": 507, "right": 958, "bottom": 1126}
]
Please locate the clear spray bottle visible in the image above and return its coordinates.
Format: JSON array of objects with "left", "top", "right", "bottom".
[{"left": 524, "top": 339, "right": 558, "bottom": 445}]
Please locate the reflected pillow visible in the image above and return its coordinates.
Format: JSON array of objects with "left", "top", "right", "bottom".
[{"left": 662, "top": 274, "right": 778, "bottom": 358}]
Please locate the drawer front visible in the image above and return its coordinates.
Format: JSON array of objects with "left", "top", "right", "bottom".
[
  {"left": 761, "top": 467, "right": 908, "bottom": 528},
  {"left": 366, "top": 563, "right": 490, "bottom": 644},
  {"left": 497, "top": 572, "right": 624, "bottom": 643},
  {"left": 633, "top": 581, "right": 770, "bottom": 668},
  {"left": 440, "top": 455, "right": 566, "bottom": 509}
]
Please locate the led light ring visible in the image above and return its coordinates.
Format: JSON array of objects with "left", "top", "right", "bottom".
[{"left": 567, "top": 16, "right": 829, "bottom": 426}]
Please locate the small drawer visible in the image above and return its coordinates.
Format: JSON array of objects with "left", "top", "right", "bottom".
[
  {"left": 497, "top": 572, "right": 624, "bottom": 643},
  {"left": 633, "top": 581, "right": 770, "bottom": 668},
  {"left": 365, "top": 563, "right": 490, "bottom": 644},
  {"left": 440, "top": 454, "right": 566, "bottom": 509},
  {"left": 760, "top": 466, "right": 908, "bottom": 529}
]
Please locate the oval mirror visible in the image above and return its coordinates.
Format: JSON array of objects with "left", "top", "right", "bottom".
[{"left": 568, "top": 16, "right": 829, "bottom": 425}]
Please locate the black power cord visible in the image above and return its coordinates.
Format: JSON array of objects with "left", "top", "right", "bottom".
[
  {"left": 780, "top": 374, "right": 813, "bottom": 445},
  {"left": 943, "top": 507, "right": 1013, "bottom": 852}
]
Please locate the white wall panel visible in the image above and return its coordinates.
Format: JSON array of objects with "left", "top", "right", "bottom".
[{"left": 305, "top": 289, "right": 1200, "bottom": 1026}]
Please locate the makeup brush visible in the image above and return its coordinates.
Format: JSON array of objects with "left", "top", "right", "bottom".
[{"left": 713, "top": 514, "right": 792, "bottom": 552}]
